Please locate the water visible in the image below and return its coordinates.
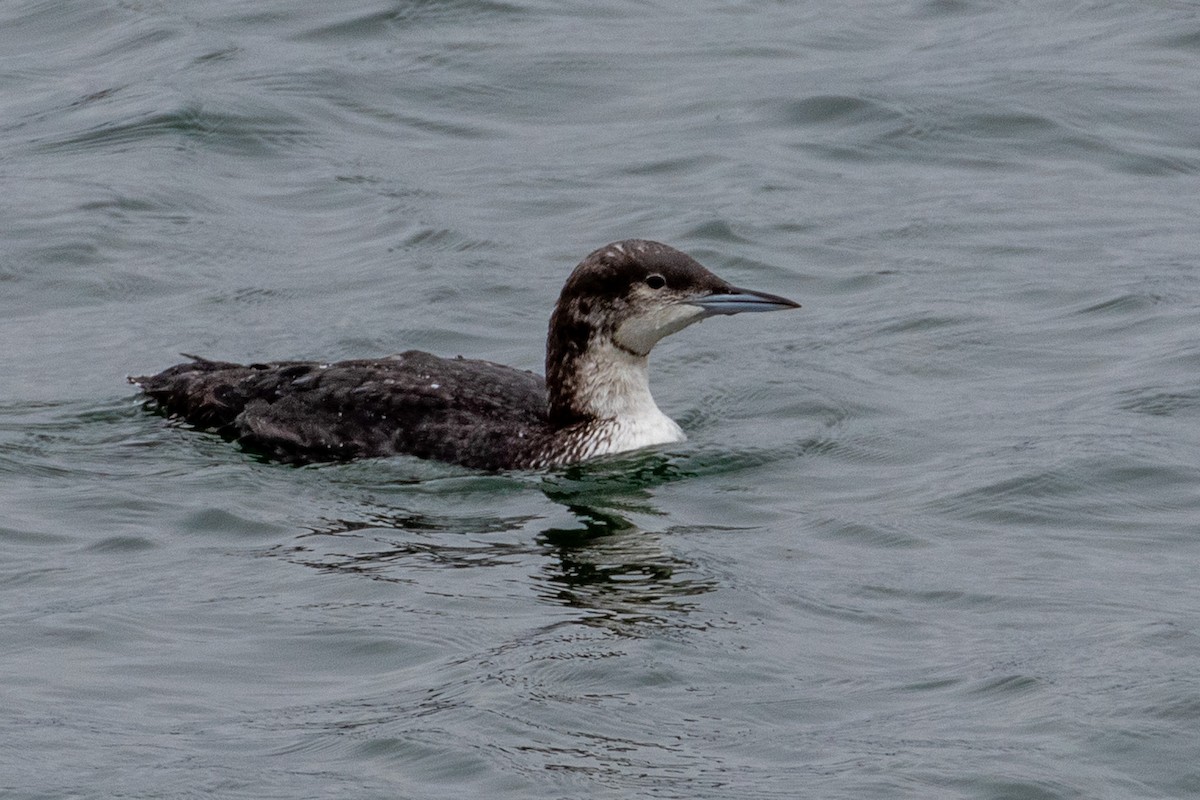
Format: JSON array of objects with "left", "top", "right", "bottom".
[{"left": 3, "top": 0, "right": 1200, "bottom": 797}]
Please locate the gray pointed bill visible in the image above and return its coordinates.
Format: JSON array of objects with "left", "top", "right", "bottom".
[{"left": 689, "top": 286, "right": 801, "bottom": 316}]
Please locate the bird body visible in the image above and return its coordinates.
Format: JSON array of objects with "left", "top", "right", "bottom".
[{"left": 131, "top": 240, "right": 799, "bottom": 470}]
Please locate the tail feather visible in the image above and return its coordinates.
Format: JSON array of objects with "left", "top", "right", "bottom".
[{"left": 130, "top": 356, "right": 260, "bottom": 432}]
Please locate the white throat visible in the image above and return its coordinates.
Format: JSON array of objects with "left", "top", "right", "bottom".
[{"left": 568, "top": 339, "right": 685, "bottom": 458}]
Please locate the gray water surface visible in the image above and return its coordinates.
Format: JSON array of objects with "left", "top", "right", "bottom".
[{"left": 4, "top": 1, "right": 1200, "bottom": 798}]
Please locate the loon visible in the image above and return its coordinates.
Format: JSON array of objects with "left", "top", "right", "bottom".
[{"left": 131, "top": 240, "right": 799, "bottom": 471}]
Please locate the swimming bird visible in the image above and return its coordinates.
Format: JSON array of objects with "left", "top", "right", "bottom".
[{"left": 131, "top": 240, "right": 799, "bottom": 470}]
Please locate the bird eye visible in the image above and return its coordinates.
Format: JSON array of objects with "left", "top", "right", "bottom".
[{"left": 645, "top": 274, "right": 666, "bottom": 290}]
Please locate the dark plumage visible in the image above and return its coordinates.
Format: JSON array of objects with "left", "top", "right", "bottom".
[
  {"left": 131, "top": 240, "right": 799, "bottom": 470},
  {"left": 137, "top": 352, "right": 553, "bottom": 470}
]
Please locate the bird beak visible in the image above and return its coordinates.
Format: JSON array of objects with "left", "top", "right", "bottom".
[{"left": 688, "top": 286, "right": 801, "bottom": 316}]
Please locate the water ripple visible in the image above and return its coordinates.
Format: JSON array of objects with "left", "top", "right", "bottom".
[{"left": 33, "top": 104, "right": 319, "bottom": 157}]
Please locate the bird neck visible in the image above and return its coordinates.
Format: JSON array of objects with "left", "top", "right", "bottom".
[{"left": 546, "top": 330, "right": 666, "bottom": 427}]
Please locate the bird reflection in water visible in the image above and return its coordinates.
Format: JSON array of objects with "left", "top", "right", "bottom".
[{"left": 272, "top": 453, "right": 716, "bottom": 630}]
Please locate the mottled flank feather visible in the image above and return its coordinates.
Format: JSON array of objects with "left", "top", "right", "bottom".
[{"left": 132, "top": 352, "right": 556, "bottom": 470}]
